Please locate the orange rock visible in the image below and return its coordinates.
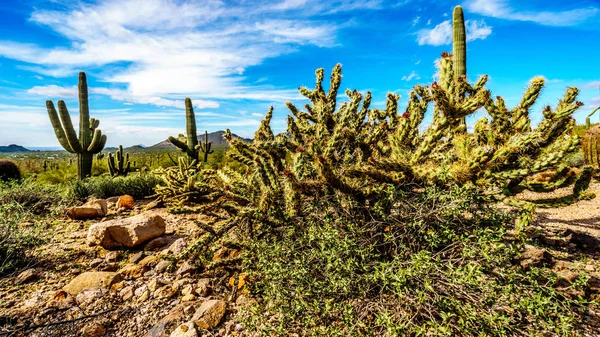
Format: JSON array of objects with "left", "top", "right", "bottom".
[{"left": 117, "top": 195, "right": 134, "bottom": 209}]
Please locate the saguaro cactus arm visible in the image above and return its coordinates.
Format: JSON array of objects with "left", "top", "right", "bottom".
[{"left": 47, "top": 100, "right": 78, "bottom": 153}]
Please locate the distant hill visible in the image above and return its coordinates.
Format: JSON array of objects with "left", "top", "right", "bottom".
[
  {"left": 150, "top": 131, "right": 251, "bottom": 149},
  {"left": 0, "top": 144, "right": 31, "bottom": 153}
]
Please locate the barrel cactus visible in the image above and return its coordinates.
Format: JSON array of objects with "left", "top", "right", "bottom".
[{"left": 46, "top": 72, "right": 107, "bottom": 180}]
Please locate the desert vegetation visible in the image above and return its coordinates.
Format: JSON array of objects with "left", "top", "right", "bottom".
[{"left": 0, "top": 5, "right": 599, "bottom": 337}]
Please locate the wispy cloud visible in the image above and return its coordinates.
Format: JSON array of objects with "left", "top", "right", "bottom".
[
  {"left": 401, "top": 71, "right": 420, "bottom": 81},
  {"left": 464, "top": 0, "right": 599, "bottom": 26},
  {"left": 0, "top": 0, "right": 376, "bottom": 110},
  {"left": 417, "top": 19, "right": 492, "bottom": 46}
]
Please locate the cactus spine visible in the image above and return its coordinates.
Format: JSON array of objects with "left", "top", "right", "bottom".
[
  {"left": 108, "top": 145, "right": 131, "bottom": 177},
  {"left": 168, "top": 98, "right": 213, "bottom": 164},
  {"left": 46, "top": 72, "right": 107, "bottom": 180}
]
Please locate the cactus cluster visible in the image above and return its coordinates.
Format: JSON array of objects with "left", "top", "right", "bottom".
[
  {"left": 46, "top": 72, "right": 107, "bottom": 180},
  {"left": 168, "top": 98, "right": 213, "bottom": 165},
  {"left": 108, "top": 145, "right": 131, "bottom": 177}
]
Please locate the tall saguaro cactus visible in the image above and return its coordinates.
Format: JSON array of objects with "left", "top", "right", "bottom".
[
  {"left": 453, "top": 5, "right": 468, "bottom": 128},
  {"left": 452, "top": 6, "right": 467, "bottom": 79},
  {"left": 47, "top": 72, "right": 107, "bottom": 180},
  {"left": 168, "top": 98, "right": 213, "bottom": 164}
]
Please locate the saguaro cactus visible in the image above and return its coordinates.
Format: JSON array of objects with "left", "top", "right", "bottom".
[
  {"left": 168, "top": 98, "right": 213, "bottom": 164},
  {"left": 583, "top": 125, "right": 600, "bottom": 168},
  {"left": 199, "top": 131, "right": 214, "bottom": 163},
  {"left": 47, "top": 72, "right": 107, "bottom": 180},
  {"left": 108, "top": 145, "right": 131, "bottom": 177},
  {"left": 452, "top": 6, "right": 467, "bottom": 80},
  {"left": 453, "top": 5, "right": 468, "bottom": 128}
]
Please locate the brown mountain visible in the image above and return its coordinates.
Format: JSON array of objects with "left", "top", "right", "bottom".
[{"left": 150, "top": 131, "right": 251, "bottom": 148}]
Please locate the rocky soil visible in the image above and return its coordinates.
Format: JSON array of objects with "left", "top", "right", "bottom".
[
  {"left": 1, "top": 182, "right": 599, "bottom": 337},
  {"left": 0, "top": 199, "right": 250, "bottom": 337}
]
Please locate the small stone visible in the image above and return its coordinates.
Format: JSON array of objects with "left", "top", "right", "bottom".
[
  {"left": 105, "top": 251, "right": 121, "bottom": 262},
  {"left": 46, "top": 290, "right": 76, "bottom": 309},
  {"left": 181, "top": 284, "right": 195, "bottom": 296},
  {"left": 90, "top": 258, "right": 104, "bottom": 268},
  {"left": 119, "top": 264, "right": 146, "bottom": 279},
  {"left": 234, "top": 323, "right": 243, "bottom": 331},
  {"left": 155, "top": 260, "right": 171, "bottom": 273},
  {"left": 147, "top": 279, "right": 162, "bottom": 292},
  {"left": 110, "top": 281, "right": 125, "bottom": 293},
  {"left": 138, "top": 255, "right": 158, "bottom": 267},
  {"left": 145, "top": 236, "right": 170, "bottom": 251},
  {"left": 120, "top": 286, "right": 134, "bottom": 301},
  {"left": 15, "top": 269, "right": 38, "bottom": 285},
  {"left": 67, "top": 199, "right": 108, "bottom": 220},
  {"left": 137, "top": 290, "right": 150, "bottom": 302},
  {"left": 167, "top": 238, "right": 187, "bottom": 255},
  {"left": 76, "top": 288, "right": 106, "bottom": 306},
  {"left": 129, "top": 251, "right": 144, "bottom": 264},
  {"left": 181, "top": 294, "right": 196, "bottom": 302},
  {"left": 176, "top": 261, "right": 197, "bottom": 276},
  {"left": 81, "top": 322, "right": 106, "bottom": 337},
  {"left": 156, "top": 285, "right": 178, "bottom": 299},
  {"left": 134, "top": 284, "right": 148, "bottom": 297},
  {"left": 192, "top": 299, "right": 227, "bottom": 329},
  {"left": 584, "top": 265, "right": 595, "bottom": 272},
  {"left": 63, "top": 272, "right": 123, "bottom": 295},
  {"left": 195, "top": 279, "right": 212, "bottom": 297},
  {"left": 520, "top": 245, "right": 553, "bottom": 269},
  {"left": 170, "top": 322, "right": 198, "bottom": 337},
  {"left": 143, "top": 199, "right": 161, "bottom": 211}
]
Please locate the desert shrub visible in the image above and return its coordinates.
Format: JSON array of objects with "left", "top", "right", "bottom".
[
  {"left": 241, "top": 187, "right": 591, "bottom": 336},
  {"left": 0, "top": 178, "right": 73, "bottom": 215},
  {"left": 69, "top": 173, "right": 161, "bottom": 200},
  {"left": 0, "top": 159, "right": 21, "bottom": 182},
  {"left": 0, "top": 203, "right": 46, "bottom": 275}
]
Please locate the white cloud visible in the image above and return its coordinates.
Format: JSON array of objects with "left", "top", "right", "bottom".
[
  {"left": 401, "top": 71, "right": 420, "bottom": 81},
  {"left": 464, "top": 0, "right": 599, "bottom": 26},
  {"left": 0, "top": 0, "right": 374, "bottom": 111},
  {"left": 412, "top": 16, "right": 420, "bottom": 26},
  {"left": 417, "top": 19, "right": 492, "bottom": 46}
]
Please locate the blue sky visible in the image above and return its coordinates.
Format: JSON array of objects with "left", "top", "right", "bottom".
[{"left": 0, "top": 0, "right": 599, "bottom": 147}]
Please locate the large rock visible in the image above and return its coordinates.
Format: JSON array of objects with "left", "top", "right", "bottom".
[
  {"left": 192, "top": 300, "right": 226, "bottom": 329},
  {"left": 63, "top": 272, "right": 123, "bottom": 295},
  {"left": 67, "top": 199, "right": 108, "bottom": 220},
  {"left": 87, "top": 213, "right": 166, "bottom": 249}
]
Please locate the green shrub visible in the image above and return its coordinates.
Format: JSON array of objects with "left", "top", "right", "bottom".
[
  {"left": 69, "top": 173, "right": 161, "bottom": 200},
  {"left": 0, "top": 178, "right": 73, "bottom": 215},
  {"left": 0, "top": 203, "right": 46, "bottom": 275},
  {"left": 241, "top": 187, "right": 591, "bottom": 336}
]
